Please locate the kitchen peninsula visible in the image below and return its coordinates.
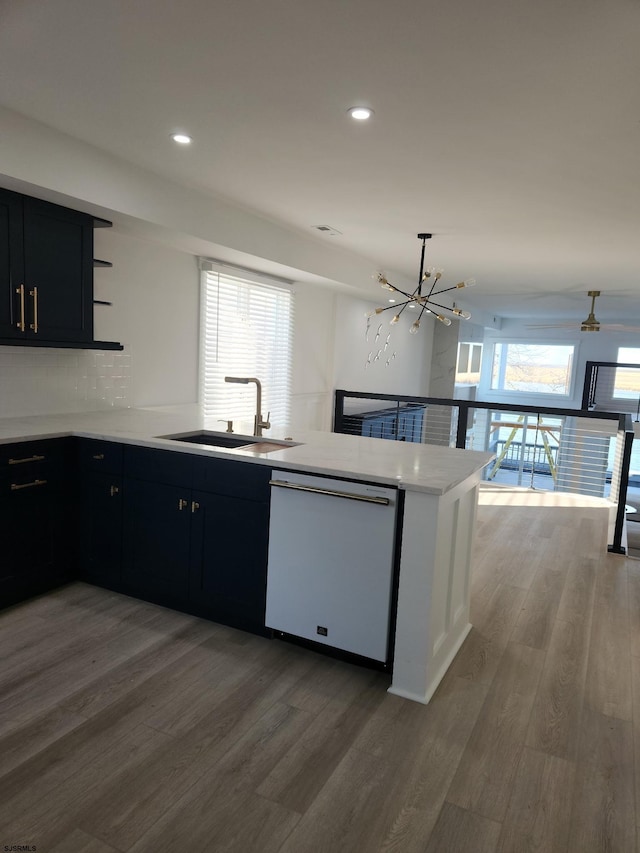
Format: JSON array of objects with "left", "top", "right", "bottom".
[{"left": 0, "top": 406, "right": 493, "bottom": 705}]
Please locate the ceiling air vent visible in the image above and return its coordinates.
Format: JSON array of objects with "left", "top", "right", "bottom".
[{"left": 313, "top": 225, "right": 342, "bottom": 236}]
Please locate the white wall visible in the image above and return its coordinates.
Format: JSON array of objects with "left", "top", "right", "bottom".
[
  {"left": 290, "top": 284, "right": 336, "bottom": 431},
  {"left": 333, "top": 295, "right": 433, "bottom": 400},
  {"left": 0, "top": 346, "right": 131, "bottom": 418},
  {"left": 428, "top": 321, "right": 459, "bottom": 398},
  {"left": 94, "top": 228, "right": 199, "bottom": 407}
]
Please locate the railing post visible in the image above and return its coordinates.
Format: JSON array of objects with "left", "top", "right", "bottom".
[
  {"left": 581, "top": 361, "right": 595, "bottom": 409},
  {"left": 333, "top": 390, "right": 346, "bottom": 433},
  {"left": 455, "top": 404, "right": 469, "bottom": 449},
  {"left": 609, "top": 417, "right": 633, "bottom": 554}
]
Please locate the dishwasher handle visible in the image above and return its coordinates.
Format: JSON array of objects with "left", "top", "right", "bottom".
[{"left": 269, "top": 479, "right": 391, "bottom": 505}]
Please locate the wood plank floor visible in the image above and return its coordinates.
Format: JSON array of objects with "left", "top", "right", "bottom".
[{"left": 1, "top": 486, "right": 638, "bottom": 852}]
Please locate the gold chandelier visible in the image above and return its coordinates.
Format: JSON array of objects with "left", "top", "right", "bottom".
[{"left": 368, "top": 233, "right": 475, "bottom": 334}]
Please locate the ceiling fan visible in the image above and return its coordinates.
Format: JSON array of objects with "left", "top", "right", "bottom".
[{"left": 528, "top": 290, "right": 640, "bottom": 332}]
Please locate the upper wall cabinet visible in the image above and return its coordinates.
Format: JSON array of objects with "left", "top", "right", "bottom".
[{"left": 0, "top": 188, "right": 122, "bottom": 350}]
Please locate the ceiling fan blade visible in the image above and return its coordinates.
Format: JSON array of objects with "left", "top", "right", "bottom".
[
  {"left": 526, "top": 322, "right": 640, "bottom": 332},
  {"left": 526, "top": 323, "right": 575, "bottom": 329},
  {"left": 599, "top": 324, "right": 640, "bottom": 331}
]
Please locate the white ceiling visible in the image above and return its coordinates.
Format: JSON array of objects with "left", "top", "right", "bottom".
[{"left": 1, "top": 0, "right": 639, "bottom": 321}]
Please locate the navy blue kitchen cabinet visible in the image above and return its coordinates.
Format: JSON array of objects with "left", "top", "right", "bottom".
[
  {"left": 121, "top": 446, "right": 194, "bottom": 609},
  {"left": 0, "top": 439, "right": 72, "bottom": 609},
  {"left": 22, "top": 197, "right": 94, "bottom": 343},
  {"left": 122, "top": 478, "right": 193, "bottom": 607},
  {"left": 2, "top": 437, "right": 273, "bottom": 636},
  {"left": 0, "top": 188, "right": 23, "bottom": 341},
  {"left": 0, "top": 189, "right": 93, "bottom": 343},
  {"left": 190, "top": 457, "right": 271, "bottom": 635},
  {"left": 0, "top": 187, "right": 121, "bottom": 350},
  {"left": 77, "top": 439, "right": 124, "bottom": 587},
  {"left": 118, "top": 445, "right": 271, "bottom": 634}
]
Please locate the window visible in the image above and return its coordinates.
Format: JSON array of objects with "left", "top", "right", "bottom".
[
  {"left": 456, "top": 343, "right": 482, "bottom": 384},
  {"left": 614, "top": 347, "right": 640, "bottom": 400},
  {"left": 200, "top": 263, "right": 294, "bottom": 428},
  {"left": 491, "top": 343, "right": 575, "bottom": 395}
]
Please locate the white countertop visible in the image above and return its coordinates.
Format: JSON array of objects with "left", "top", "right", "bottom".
[{"left": 0, "top": 405, "right": 494, "bottom": 495}]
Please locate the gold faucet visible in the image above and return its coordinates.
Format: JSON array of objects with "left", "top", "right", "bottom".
[{"left": 224, "top": 376, "right": 271, "bottom": 437}]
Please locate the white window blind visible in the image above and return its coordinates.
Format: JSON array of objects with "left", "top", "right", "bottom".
[{"left": 200, "top": 264, "right": 294, "bottom": 429}]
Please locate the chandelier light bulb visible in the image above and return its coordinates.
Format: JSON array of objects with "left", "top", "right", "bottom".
[
  {"left": 453, "top": 308, "right": 472, "bottom": 320},
  {"left": 409, "top": 321, "right": 420, "bottom": 334},
  {"left": 436, "top": 314, "right": 452, "bottom": 326},
  {"left": 390, "top": 314, "right": 400, "bottom": 325},
  {"left": 376, "top": 275, "right": 395, "bottom": 292},
  {"left": 456, "top": 278, "right": 476, "bottom": 289}
]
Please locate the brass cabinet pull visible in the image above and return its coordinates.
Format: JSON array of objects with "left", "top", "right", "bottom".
[
  {"left": 9, "top": 454, "right": 45, "bottom": 465},
  {"left": 178, "top": 498, "right": 188, "bottom": 510},
  {"left": 29, "top": 286, "right": 38, "bottom": 333},
  {"left": 11, "top": 479, "right": 47, "bottom": 490},
  {"left": 15, "top": 285, "right": 25, "bottom": 332},
  {"left": 93, "top": 453, "right": 105, "bottom": 460},
  {"left": 191, "top": 501, "right": 200, "bottom": 513},
  {"left": 110, "top": 485, "right": 119, "bottom": 497}
]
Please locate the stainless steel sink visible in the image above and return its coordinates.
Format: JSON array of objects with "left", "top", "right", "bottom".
[
  {"left": 158, "top": 431, "right": 255, "bottom": 448},
  {"left": 157, "top": 431, "right": 297, "bottom": 451}
]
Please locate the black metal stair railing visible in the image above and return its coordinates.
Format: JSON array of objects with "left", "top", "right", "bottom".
[{"left": 334, "top": 389, "right": 634, "bottom": 555}]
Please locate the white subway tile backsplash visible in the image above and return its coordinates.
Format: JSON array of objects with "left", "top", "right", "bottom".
[{"left": 0, "top": 346, "right": 132, "bottom": 417}]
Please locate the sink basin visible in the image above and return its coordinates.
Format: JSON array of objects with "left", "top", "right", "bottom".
[
  {"left": 157, "top": 431, "right": 299, "bottom": 452},
  {"left": 158, "top": 431, "right": 255, "bottom": 449},
  {"left": 244, "top": 441, "right": 296, "bottom": 453}
]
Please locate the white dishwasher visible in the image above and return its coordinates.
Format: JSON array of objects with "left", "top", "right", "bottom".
[{"left": 265, "top": 472, "right": 399, "bottom": 662}]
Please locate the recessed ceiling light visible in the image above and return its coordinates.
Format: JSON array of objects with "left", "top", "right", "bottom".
[
  {"left": 348, "top": 107, "right": 373, "bottom": 121},
  {"left": 171, "top": 133, "right": 192, "bottom": 144},
  {"left": 388, "top": 299, "right": 396, "bottom": 303}
]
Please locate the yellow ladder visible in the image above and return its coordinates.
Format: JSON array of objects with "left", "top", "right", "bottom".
[{"left": 488, "top": 415, "right": 524, "bottom": 480}]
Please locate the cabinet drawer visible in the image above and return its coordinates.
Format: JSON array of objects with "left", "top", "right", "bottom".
[
  {"left": 0, "top": 439, "right": 65, "bottom": 492},
  {"left": 192, "top": 456, "right": 271, "bottom": 501},
  {"left": 77, "top": 438, "right": 123, "bottom": 474},
  {"left": 124, "top": 445, "right": 193, "bottom": 488}
]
